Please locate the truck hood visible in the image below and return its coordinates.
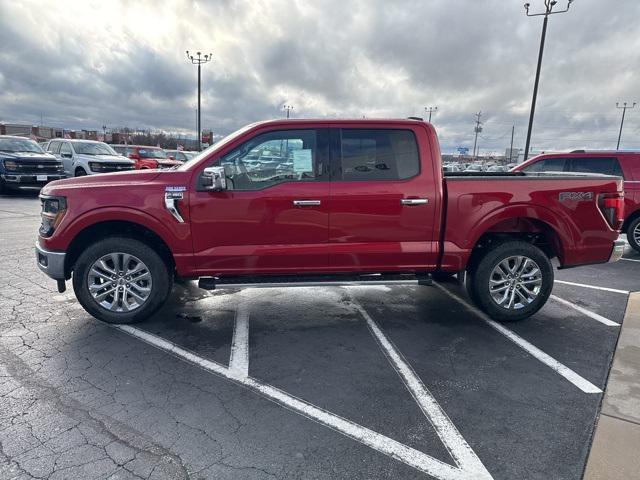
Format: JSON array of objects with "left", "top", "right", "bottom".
[
  {"left": 41, "top": 169, "right": 162, "bottom": 194},
  {"left": 75, "top": 153, "right": 133, "bottom": 164},
  {"left": 0, "top": 151, "right": 58, "bottom": 162}
]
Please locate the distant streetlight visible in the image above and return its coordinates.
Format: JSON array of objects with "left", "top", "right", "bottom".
[
  {"left": 523, "top": 0, "right": 574, "bottom": 161},
  {"left": 283, "top": 105, "right": 294, "bottom": 119},
  {"left": 424, "top": 106, "right": 438, "bottom": 123},
  {"left": 186, "top": 50, "right": 213, "bottom": 151},
  {"left": 102, "top": 125, "right": 107, "bottom": 141},
  {"left": 616, "top": 102, "right": 636, "bottom": 150}
]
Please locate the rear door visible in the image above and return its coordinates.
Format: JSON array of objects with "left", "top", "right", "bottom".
[{"left": 328, "top": 126, "right": 439, "bottom": 272}]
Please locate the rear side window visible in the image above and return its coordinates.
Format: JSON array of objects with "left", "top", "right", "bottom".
[
  {"left": 338, "top": 129, "right": 420, "bottom": 181},
  {"left": 522, "top": 157, "right": 567, "bottom": 172},
  {"left": 569, "top": 157, "right": 624, "bottom": 177}
]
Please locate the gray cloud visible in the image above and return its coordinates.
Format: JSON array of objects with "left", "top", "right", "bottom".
[{"left": 0, "top": 0, "right": 638, "bottom": 153}]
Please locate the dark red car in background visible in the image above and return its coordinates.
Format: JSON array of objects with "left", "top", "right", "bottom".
[
  {"left": 513, "top": 151, "right": 640, "bottom": 252},
  {"left": 111, "top": 145, "right": 181, "bottom": 170}
]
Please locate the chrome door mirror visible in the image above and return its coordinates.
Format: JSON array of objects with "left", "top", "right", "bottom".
[{"left": 202, "top": 166, "right": 227, "bottom": 191}]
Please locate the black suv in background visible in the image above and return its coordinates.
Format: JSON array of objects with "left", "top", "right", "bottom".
[{"left": 0, "top": 136, "right": 65, "bottom": 193}]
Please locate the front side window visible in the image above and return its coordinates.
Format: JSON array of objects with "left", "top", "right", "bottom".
[
  {"left": 60, "top": 143, "right": 72, "bottom": 157},
  {"left": 569, "top": 157, "right": 624, "bottom": 177},
  {"left": 219, "top": 129, "right": 321, "bottom": 190},
  {"left": 338, "top": 129, "right": 420, "bottom": 181},
  {"left": 48, "top": 141, "right": 62, "bottom": 154},
  {"left": 522, "top": 157, "right": 567, "bottom": 173}
]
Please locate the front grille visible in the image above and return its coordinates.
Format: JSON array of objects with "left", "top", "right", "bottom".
[
  {"left": 13, "top": 162, "right": 62, "bottom": 174},
  {"left": 98, "top": 163, "right": 135, "bottom": 173}
]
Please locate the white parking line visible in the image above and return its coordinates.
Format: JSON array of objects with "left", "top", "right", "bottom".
[
  {"left": 351, "top": 300, "right": 492, "bottom": 479},
  {"left": 435, "top": 284, "right": 602, "bottom": 394},
  {"left": 621, "top": 257, "right": 640, "bottom": 263},
  {"left": 229, "top": 298, "right": 250, "bottom": 379},
  {"left": 550, "top": 295, "right": 620, "bottom": 327},
  {"left": 554, "top": 280, "right": 629, "bottom": 295},
  {"left": 114, "top": 323, "right": 493, "bottom": 480}
]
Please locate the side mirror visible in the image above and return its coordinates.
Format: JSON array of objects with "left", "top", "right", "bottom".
[
  {"left": 202, "top": 166, "right": 227, "bottom": 191},
  {"left": 61, "top": 152, "right": 72, "bottom": 159}
]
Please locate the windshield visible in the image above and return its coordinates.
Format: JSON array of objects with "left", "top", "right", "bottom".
[
  {"left": 138, "top": 148, "right": 167, "bottom": 159},
  {"left": 0, "top": 138, "right": 44, "bottom": 154},
  {"left": 177, "top": 122, "right": 257, "bottom": 171},
  {"left": 73, "top": 142, "right": 116, "bottom": 155}
]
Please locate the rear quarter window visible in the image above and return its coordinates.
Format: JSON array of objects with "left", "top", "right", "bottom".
[{"left": 569, "top": 157, "right": 624, "bottom": 177}]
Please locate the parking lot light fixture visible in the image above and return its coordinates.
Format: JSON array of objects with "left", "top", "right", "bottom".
[
  {"left": 523, "top": 0, "right": 574, "bottom": 161},
  {"left": 186, "top": 50, "right": 213, "bottom": 151},
  {"left": 424, "top": 106, "right": 438, "bottom": 123},
  {"left": 283, "top": 105, "right": 294, "bottom": 119}
]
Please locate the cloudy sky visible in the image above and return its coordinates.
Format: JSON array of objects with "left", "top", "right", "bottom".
[{"left": 1, "top": 0, "right": 639, "bottom": 153}]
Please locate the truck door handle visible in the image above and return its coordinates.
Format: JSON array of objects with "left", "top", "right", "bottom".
[
  {"left": 401, "top": 198, "right": 428, "bottom": 205},
  {"left": 293, "top": 200, "right": 321, "bottom": 206}
]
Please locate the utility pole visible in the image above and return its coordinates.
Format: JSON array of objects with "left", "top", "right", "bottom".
[
  {"left": 283, "top": 105, "right": 294, "bottom": 118},
  {"left": 509, "top": 125, "right": 515, "bottom": 163},
  {"left": 186, "top": 51, "right": 212, "bottom": 151},
  {"left": 616, "top": 102, "right": 636, "bottom": 150},
  {"left": 523, "top": 0, "right": 574, "bottom": 161},
  {"left": 472, "top": 111, "right": 482, "bottom": 160},
  {"left": 424, "top": 106, "right": 438, "bottom": 123}
]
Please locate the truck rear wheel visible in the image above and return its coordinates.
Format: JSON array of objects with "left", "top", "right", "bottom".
[
  {"left": 627, "top": 217, "right": 640, "bottom": 253},
  {"left": 72, "top": 237, "right": 172, "bottom": 324},
  {"left": 467, "top": 240, "right": 553, "bottom": 322}
]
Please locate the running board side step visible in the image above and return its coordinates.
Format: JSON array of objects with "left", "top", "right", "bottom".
[{"left": 198, "top": 273, "right": 432, "bottom": 290}]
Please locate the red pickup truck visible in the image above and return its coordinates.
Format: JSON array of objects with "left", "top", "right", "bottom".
[
  {"left": 35, "top": 119, "right": 625, "bottom": 324},
  {"left": 513, "top": 151, "right": 640, "bottom": 252}
]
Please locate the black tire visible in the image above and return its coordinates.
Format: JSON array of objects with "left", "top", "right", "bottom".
[
  {"left": 627, "top": 217, "right": 640, "bottom": 253},
  {"left": 0, "top": 178, "right": 7, "bottom": 195},
  {"left": 467, "top": 240, "right": 553, "bottom": 322},
  {"left": 72, "top": 237, "right": 173, "bottom": 324},
  {"left": 75, "top": 168, "right": 87, "bottom": 177}
]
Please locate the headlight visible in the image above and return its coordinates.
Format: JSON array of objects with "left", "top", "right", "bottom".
[
  {"left": 39, "top": 195, "right": 67, "bottom": 237},
  {"left": 3, "top": 159, "right": 18, "bottom": 170},
  {"left": 89, "top": 162, "right": 106, "bottom": 172}
]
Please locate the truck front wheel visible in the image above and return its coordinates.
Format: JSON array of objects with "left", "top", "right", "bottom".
[
  {"left": 72, "top": 237, "right": 173, "bottom": 324},
  {"left": 466, "top": 240, "right": 553, "bottom": 322}
]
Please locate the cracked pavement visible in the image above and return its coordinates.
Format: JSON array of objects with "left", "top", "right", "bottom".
[{"left": 1, "top": 192, "right": 639, "bottom": 480}]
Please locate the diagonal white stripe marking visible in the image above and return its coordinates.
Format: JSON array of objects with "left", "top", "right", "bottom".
[
  {"left": 113, "top": 323, "right": 489, "bottom": 480},
  {"left": 350, "top": 299, "right": 492, "bottom": 479},
  {"left": 550, "top": 295, "right": 620, "bottom": 327},
  {"left": 621, "top": 257, "right": 640, "bottom": 263},
  {"left": 554, "top": 280, "right": 629, "bottom": 295},
  {"left": 435, "top": 284, "right": 602, "bottom": 394},
  {"left": 229, "top": 299, "right": 250, "bottom": 379}
]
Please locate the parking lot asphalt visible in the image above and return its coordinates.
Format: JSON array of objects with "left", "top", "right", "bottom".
[{"left": 1, "top": 192, "right": 639, "bottom": 480}]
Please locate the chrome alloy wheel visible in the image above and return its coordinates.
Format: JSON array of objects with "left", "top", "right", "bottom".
[
  {"left": 87, "top": 253, "right": 152, "bottom": 312},
  {"left": 489, "top": 255, "right": 542, "bottom": 310},
  {"left": 634, "top": 222, "right": 640, "bottom": 246}
]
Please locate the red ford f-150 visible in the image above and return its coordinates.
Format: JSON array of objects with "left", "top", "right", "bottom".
[{"left": 35, "top": 119, "right": 626, "bottom": 324}]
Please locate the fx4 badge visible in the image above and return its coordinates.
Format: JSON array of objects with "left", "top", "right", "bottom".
[{"left": 559, "top": 191, "right": 594, "bottom": 202}]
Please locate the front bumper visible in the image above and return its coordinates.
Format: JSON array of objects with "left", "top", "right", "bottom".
[
  {"left": 35, "top": 242, "right": 66, "bottom": 280},
  {"left": 2, "top": 173, "right": 66, "bottom": 186},
  {"left": 608, "top": 238, "right": 626, "bottom": 263}
]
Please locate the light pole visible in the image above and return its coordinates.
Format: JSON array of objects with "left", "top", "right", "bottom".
[
  {"left": 424, "top": 106, "right": 438, "bottom": 123},
  {"left": 102, "top": 125, "right": 106, "bottom": 141},
  {"left": 523, "top": 0, "right": 574, "bottom": 161},
  {"left": 186, "top": 51, "right": 212, "bottom": 151},
  {"left": 283, "top": 104, "right": 294, "bottom": 118},
  {"left": 472, "top": 111, "right": 482, "bottom": 160},
  {"left": 616, "top": 102, "right": 636, "bottom": 150}
]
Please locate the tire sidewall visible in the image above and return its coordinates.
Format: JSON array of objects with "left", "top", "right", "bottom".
[
  {"left": 628, "top": 217, "right": 640, "bottom": 253},
  {"left": 471, "top": 241, "right": 553, "bottom": 322},
  {"left": 72, "top": 237, "right": 171, "bottom": 324}
]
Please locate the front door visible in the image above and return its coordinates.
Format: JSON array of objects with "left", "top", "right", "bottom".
[
  {"left": 328, "top": 126, "right": 439, "bottom": 272},
  {"left": 190, "top": 127, "right": 330, "bottom": 275}
]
